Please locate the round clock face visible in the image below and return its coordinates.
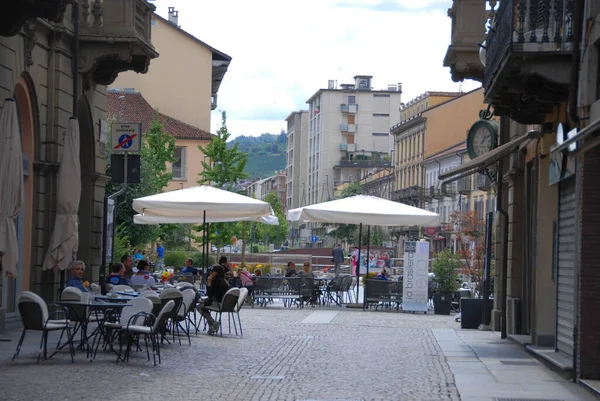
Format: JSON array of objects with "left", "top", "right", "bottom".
[
  {"left": 467, "top": 120, "right": 498, "bottom": 160},
  {"left": 472, "top": 126, "right": 494, "bottom": 156}
]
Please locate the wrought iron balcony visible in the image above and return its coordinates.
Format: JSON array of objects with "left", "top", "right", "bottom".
[
  {"left": 442, "top": 181, "right": 458, "bottom": 197},
  {"left": 483, "top": 0, "right": 575, "bottom": 123},
  {"left": 78, "top": 0, "right": 158, "bottom": 85},
  {"left": 476, "top": 173, "right": 492, "bottom": 190},
  {"left": 1, "top": 0, "right": 69, "bottom": 37},
  {"left": 336, "top": 159, "right": 392, "bottom": 169},
  {"left": 457, "top": 176, "right": 472, "bottom": 194}
]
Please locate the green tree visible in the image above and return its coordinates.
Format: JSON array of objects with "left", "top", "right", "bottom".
[
  {"left": 196, "top": 111, "right": 249, "bottom": 257},
  {"left": 106, "top": 113, "right": 176, "bottom": 249},
  {"left": 255, "top": 191, "right": 288, "bottom": 245},
  {"left": 197, "top": 111, "right": 248, "bottom": 188}
]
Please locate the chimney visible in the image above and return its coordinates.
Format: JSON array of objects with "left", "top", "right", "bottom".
[
  {"left": 168, "top": 7, "right": 179, "bottom": 26},
  {"left": 398, "top": 82, "right": 403, "bottom": 93}
]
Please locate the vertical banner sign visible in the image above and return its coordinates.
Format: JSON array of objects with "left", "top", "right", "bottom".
[
  {"left": 105, "top": 198, "right": 116, "bottom": 262},
  {"left": 402, "top": 240, "right": 430, "bottom": 312}
]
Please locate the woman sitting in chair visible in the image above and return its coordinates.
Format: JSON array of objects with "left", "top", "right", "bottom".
[
  {"left": 197, "top": 265, "right": 229, "bottom": 335},
  {"left": 129, "top": 260, "right": 157, "bottom": 289}
]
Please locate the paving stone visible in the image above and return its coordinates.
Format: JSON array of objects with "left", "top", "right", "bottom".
[{"left": 0, "top": 308, "right": 460, "bottom": 401}]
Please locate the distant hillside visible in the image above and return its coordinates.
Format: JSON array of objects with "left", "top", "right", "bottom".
[{"left": 228, "top": 131, "right": 287, "bottom": 179}]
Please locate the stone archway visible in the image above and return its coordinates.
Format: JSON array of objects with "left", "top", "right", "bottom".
[
  {"left": 13, "top": 73, "right": 38, "bottom": 304},
  {"left": 77, "top": 97, "right": 95, "bottom": 282}
]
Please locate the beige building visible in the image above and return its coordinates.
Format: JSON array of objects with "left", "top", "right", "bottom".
[
  {"left": 111, "top": 8, "right": 231, "bottom": 131},
  {"left": 107, "top": 91, "right": 212, "bottom": 190},
  {"left": 304, "top": 76, "right": 402, "bottom": 207},
  {"left": 391, "top": 91, "right": 463, "bottom": 207},
  {"left": 285, "top": 111, "right": 309, "bottom": 211},
  {"left": 0, "top": 0, "right": 156, "bottom": 324},
  {"left": 246, "top": 172, "right": 286, "bottom": 206}
]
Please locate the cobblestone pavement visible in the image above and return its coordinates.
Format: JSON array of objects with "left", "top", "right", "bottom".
[{"left": 0, "top": 307, "right": 461, "bottom": 401}]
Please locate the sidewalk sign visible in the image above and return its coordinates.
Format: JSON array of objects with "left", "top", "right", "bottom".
[{"left": 402, "top": 240, "right": 429, "bottom": 313}]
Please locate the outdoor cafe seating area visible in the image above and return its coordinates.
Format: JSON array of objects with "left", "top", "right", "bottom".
[{"left": 11, "top": 281, "right": 248, "bottom": 366}]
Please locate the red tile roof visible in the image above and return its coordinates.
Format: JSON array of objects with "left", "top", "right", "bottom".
[{"left": 106, "top": 92, "right": 213, "bottom": 140}]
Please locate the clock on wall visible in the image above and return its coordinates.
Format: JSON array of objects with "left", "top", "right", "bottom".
[{"left": 466, "top": 119, "right": 499, "bottom": 160}]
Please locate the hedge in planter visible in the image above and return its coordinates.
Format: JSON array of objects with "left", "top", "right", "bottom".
[{"left": 431, "top": 249, "right": 460, "bottom": 315}]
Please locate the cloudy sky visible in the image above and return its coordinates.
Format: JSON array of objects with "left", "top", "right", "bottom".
[{"left": 151, "top": 0, "right": 480, "bottom": 138}]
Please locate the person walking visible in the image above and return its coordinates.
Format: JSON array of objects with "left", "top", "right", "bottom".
[{"left": 332, "top": 244, "right": 345, "bottom": 277}]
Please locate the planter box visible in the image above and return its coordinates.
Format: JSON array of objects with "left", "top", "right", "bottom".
[
  {"left": 433, "top": 293, "right": 452, "bottom": 315},
  {"left": 460, "top": 298, "right": 494, "bottom": 329}
]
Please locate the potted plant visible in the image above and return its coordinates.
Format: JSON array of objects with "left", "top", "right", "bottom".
[{"left": 431, "top": 248, "right": 460, "bottom": 315}]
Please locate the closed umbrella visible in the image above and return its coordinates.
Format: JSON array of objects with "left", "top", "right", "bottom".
[
  {"left": 0, "top": 99, "right": 23, "bottom": 277},
  {"left": 43, "top": 118, "right": 81, "bottom": 271}
]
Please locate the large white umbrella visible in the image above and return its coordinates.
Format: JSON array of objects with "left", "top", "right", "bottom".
[
  {"left": 0, "top": 99, "right": 23, "bottom": 277},
  {"left": 132, "top": 185, "right": 273, "bottom": 220},
  {"left": 43, "top": 118, "right": 81, "bottom": 271},
  {"left": 287, "top": 195, "right": 440, "bottom": 227}
]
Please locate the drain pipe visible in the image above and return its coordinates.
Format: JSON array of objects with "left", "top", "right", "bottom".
[
  {"left": 567, "top": 0, "right": 584, "bottom": 127},
  {"left": 497, "top": 117, "right": 509, "bottom": 339}
]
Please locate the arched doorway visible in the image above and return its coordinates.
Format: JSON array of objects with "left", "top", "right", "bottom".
[
  {"left": 77, "top": 97, "right": 95, "bottom": 282},
  {"left": 7, "top": 74, "right": 38, "bottom": 314}
]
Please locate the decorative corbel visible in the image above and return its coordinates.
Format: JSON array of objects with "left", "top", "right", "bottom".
[{"left": 24, "top": 21, "right": 37, "bottom": 67}]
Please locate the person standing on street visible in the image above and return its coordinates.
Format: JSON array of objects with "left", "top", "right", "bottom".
[
  {"left": 332, "top": 244, "right": 345, "bottom": 277},
  {"left": 156, "top": 242, "right": 165, "bottom": 269}
]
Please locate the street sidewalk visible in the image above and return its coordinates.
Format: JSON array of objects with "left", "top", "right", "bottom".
[{"left": 433, "top": 328, "right": 598, "bottom": 401}]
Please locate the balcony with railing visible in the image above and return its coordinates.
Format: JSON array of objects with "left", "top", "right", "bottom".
[
  {"left": 1, "top": 0, "right": 69, "bottom": 37},
  {"left": 340, "top": 103, "right": 358, "bottom": 113},
  {"left": 457, "top": 176, "right": 472, "bottom": 194},
  {"left": 340, "top": 123, "right": 357, "bottom": 133},
  {"left": 483, "top": 0, "right": 575, "bottom": 123},
  {"left": 78, "top": 0, "right": 158, "bottom": 85},
  {"left": 443, "top": 0, "right": 488, "bottom": 83},
  {"left": 443, "top": 181, "right": 458, "bottom": 197},
  {"left": 340, "top": 143, "right": 359, "bottom": 152},
  {"left": 476, "top": 173, "right": 492, "bottom": 190}
]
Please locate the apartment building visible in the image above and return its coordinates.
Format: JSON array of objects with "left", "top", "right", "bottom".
[
  {"left": 304, "top": 76, "right": 402, "bottom": 207},
  {"left": 391, "top": 91, "right": 463, "bottom": 207},
  {"left": 285, "top": 111, "right": 309, "bottom": 211},
  {"left": 246, "top": 172, "right": 286, "bottom": 206},
  {"left": 111, "top": 7, "right": 231, "bottom": 132}
]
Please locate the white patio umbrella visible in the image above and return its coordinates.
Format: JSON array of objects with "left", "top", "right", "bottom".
[
  {"left": 0, "top": 99, "right": 23, "bottom": 277},
  {"left": 287, "top": 195, "right": 440, "bottom": 227},
  {"left": 132, "top": 185, "right": 273, "bottom": 220},
  {"left": 43, "top": 118, "right": 81, "bottom": 271}
]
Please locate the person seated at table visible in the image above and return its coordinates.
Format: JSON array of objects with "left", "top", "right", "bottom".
[
  {"left": 218, "top": 256, "right": 232, "bottom": 277},
  {"left": 376, "top": 267, "right": 389, "bottom": 281},
  {"left": 238, "top": 267, "right": 254, "bottom": 297},
  {"left": 65, "top": 260, "right": 89, "bottom": 292},
  {"left": 197, "top": 265, "right": 229, "bottom": 335},
  {"left": 130, "top": 260, "right": 157, "bottom": 289},
  {"left": 180, "top": 258, "right": 199, "bottom": 275},
  {"left": 107, "top": 262, "right": 129, "bottom": 286},
  {"left": 285, "top": 261, "right": 298, "bottom": 277},
  {"left": 298, "top": 261, "right": 315, "bottom": 278},
  {"left": 252, "top": 268, "right": 261, "bottom": 285}
]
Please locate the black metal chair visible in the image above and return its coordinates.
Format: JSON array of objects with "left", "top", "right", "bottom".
[{"left": 13, "top": 291, "right": 75, "bottom": 363}]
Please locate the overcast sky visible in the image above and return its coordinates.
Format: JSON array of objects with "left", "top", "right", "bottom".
[{"left": 151, "top": 0, "right": 480, "bottom": 138}]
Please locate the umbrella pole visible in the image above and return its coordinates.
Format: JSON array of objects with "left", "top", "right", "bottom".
[
  {"left": 357, "top": 223, "right": 362, "bottom": 304},
  {"left": 365, "top": 226, "right": 371, "bottom": 309}
]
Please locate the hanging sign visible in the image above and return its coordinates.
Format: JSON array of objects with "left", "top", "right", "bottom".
[{"left": 402, "top": 240, "right": 430, "bottom": 313}]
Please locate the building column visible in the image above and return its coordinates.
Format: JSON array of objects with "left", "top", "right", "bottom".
[{"left": 577, "top": 147, "right": 600, "bottom": 380}]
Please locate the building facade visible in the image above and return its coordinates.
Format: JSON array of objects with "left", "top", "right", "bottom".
[
  {"left": 0, "top": 0, "right": 156, "bottom": 326},
  {"left": 106, "top": 91, "right": 213, "bottom": 191},
  {"left": 442, "top": 0, "right": 600, "bottom": 386},
  {"left": 391, "top": 91, "right": 465, "bottom": 207},
  {"left": 285, "top": 111, "right": 309, "bottom": 211},
  {"left": 305, "top": 76, "right": 402, "bottom": 206},
  {"left": 246, "top": 172, "right": 286, "bottom": 206},
  {"left": 111, "top": 8, "right": 231, "bottom": 132}
]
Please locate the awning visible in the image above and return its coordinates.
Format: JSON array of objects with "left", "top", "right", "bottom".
[
  {"left": 550, "top": 117, "right": 600, "bottom": 154},
  {"left": 438, "top": 130, "right": 538, "bottom": 183}
]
